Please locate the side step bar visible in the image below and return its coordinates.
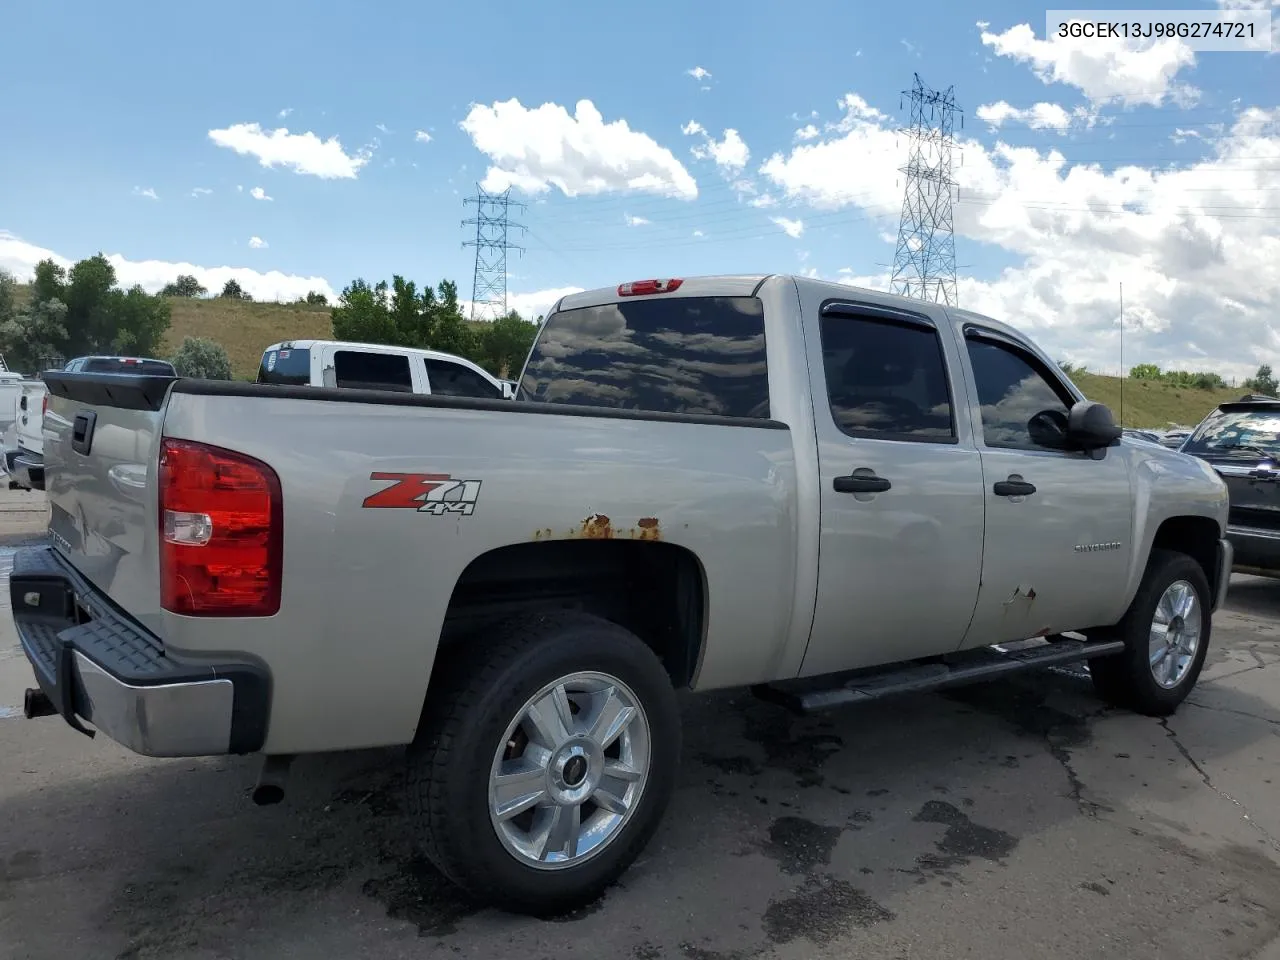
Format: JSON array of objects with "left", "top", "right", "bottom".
[{"left": 753, "top": 638, "right": 1126, "bottom": 714}]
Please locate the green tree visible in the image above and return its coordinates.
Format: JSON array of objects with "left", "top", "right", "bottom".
[
  {"left": 0, "top": 298, "right": 68, "bottom": 371},
  {"left": 170, "top": 336, "right": 232, "bottom": 379},
  {"left": 305, "top": 290, "right": 328, "bottom": 306},
  {"left": 478, "top": 310, "right": 538, "bottom": 377},
  {"left": 389, "top": 275, "right": 432, "bottom": 347},
  {"left": 64, "top": 253, "right": 118, "bottom": 354},
  {"left": 1130, "top": 363, "right": 1162, "bottom": 381},
  {"left": 429, "top": 280, "right": 474, "bottom": 356},
  {"left": 0, "top": 269, "right": 16, "bottom": 325},
  {"left": 108, "top": 285, "right": 171, "bottom": 356},
  {"left": 162, "top": 274, "right": 207, "bottom": 298},
  {"left": 331, "top": 278, "right": 397, "bottom": 344},
  {"left": 30, "top": 259, "right": 66, "bottom": 307},
  {"left": 1246, "top": 364, "right": 1278, "bottom": 396},
  {"left": 220, "top": 278, "right": 252, "bottom": 300}
]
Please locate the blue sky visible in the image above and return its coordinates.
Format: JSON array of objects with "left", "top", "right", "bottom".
[{"left": 1, "top": 0, "right": 1278, "bottom": 377}]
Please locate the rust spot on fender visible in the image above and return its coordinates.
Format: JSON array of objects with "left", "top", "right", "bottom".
[{"left": 581, "top": 514, "right": 613, "bottom": 539}]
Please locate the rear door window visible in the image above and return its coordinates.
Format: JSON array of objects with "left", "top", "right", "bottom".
[
  {"left": 519, "top": 296, "right": 770, "bottom": 419},
  {"left": 257, "top": 347, "right": 313, "bottom": 385},
  {"left": 80, "top": 358, "right": 175, "bottom": 376},
  {"left": 426, "top": 358, "right": 502, "bottom": 399},
  {"left": 332, "top": 350, "right": 413, "bottom": 392}
]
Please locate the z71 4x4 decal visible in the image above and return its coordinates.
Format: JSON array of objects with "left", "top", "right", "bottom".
[{"left": 362, "top": 472, "right": 483, "bottom": 515}]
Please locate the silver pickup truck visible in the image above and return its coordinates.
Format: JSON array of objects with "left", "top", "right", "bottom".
[{"left": 11, "top": 274, "right": 1231, "bottom": 915}]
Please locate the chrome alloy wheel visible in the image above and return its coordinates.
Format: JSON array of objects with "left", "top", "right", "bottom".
[
  {"left": 1149, "top": 579, "right": 1202, "bottom": 689},
  {"left": 488, "top": 671, "right": 651, "bottom": 870}
]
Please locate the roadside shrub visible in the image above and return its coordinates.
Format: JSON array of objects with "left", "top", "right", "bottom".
[{"left": 170, "top": 336, "right": 232, "bottom": 380}]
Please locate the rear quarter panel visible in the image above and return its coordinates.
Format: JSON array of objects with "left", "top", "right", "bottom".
[{"left": 159, "top": 392, "right": 798, "bottom": 754}]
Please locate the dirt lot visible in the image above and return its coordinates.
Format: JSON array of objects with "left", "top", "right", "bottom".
[{"left": 2, "top": 487, "right": 1280, "bottom": 960}]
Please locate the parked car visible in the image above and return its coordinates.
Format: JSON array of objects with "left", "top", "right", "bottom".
[
  {"left": 257, "top": 339, "right": 515, "bottom": 399},
  {"left": 1161, "top": 428, "right": 1192, "bottom": 449},
  {"left": 1123, "top": 428, "right": 1162, "bottom": 445},
  {"left": 14, "top": 274, "right": 1231, "bottom": 915},
  {"left": 6, "top": 356, "right": 174, "bottom": 490},
  {"left": 1180, "top": 396, "right": 1280, "bottom": 578}
]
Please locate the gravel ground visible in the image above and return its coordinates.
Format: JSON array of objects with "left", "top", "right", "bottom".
[{"left": 2, "top": 488, "right": 1280, "bottom": 960}]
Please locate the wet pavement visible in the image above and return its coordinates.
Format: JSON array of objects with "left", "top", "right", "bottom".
[{"left": 2, "top": 488, "right": 1280, "bottom": 959}]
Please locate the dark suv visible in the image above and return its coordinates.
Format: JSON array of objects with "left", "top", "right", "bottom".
[{"left": 1180, "top": 396, "right": 1280, "bottom": 578}]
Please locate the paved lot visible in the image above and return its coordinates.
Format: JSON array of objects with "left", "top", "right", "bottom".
[{"left": 2, "top": 488, "right": 1280, "bottom": 959}]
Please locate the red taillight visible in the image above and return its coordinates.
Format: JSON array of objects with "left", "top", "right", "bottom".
[
  {"left": 159, "top": 438, "right": 282, "bottom": 617},
  {"left": 618, "top": 278, "right": 683, "bottom": 297},
  {"left": 41, "top": 395, "right": 48, "bottom": 416}
]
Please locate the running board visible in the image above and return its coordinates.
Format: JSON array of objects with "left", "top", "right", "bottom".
[{"left": 752, "top": 638, "right": 1126, "bottom": 714}]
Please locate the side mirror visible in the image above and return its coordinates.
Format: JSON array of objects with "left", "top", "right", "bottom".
[
  {"left": 1067, "top": 400, "right": 1122, "bottom": 450},
  {"left": 1028, "top": 409, "right": 1070, "bottom": 449}
]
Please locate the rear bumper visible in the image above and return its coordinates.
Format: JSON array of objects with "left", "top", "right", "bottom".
[
  {"left": 1226, "top": 524, "right": 1280, "bottom": 579},
  {"left": 10, "top": 546, "right": 270, "bottom": 757},
  {"left": 8, "top": 449, "right": 43, "bottom": 491}
]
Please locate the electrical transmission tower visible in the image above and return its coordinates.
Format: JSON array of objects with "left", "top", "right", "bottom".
[
  {"left": 462, "top": 186, "right": 526, "bottom": 321},
  {"left": 890, "top": 73, "right": 962, "bottom": 307}
]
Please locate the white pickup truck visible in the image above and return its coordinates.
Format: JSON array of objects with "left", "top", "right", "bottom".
[{"left": 11, "top": 275, "right": 1231, "bottom": 915}]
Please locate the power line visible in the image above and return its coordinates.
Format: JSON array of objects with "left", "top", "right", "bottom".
[
  {"left": 462, "top": 185, "right": 526, "bottom": 321},
  {"left": 891, "top": 73, "right": 963, "bottom": 306}
]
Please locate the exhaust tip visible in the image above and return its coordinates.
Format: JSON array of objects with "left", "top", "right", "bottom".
[
  {"left": 23, "top": 688, "right": 56, "bottom": 719},
  {"left": 252, "top": 784, "right": 285, "bottom": 806}
]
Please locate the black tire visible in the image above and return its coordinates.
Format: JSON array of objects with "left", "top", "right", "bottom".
[
  {"left": 1088, "top": 549, "right": 1212, "bottom": 716},
  {"left": 406, "top": 611, "right": 681, "bottom": 916}
]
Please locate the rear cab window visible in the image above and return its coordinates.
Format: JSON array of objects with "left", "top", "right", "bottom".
[
  {"left": 258, "top": 347, "right": 313, "bottom": 385},
  {"left": 80, "top": 357, "right": 175, "bottom": 376},
  {"left": 519, "top": 296, "right": 770, "bottom": 419}
]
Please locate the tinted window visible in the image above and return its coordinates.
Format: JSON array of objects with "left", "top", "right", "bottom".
[
  {"left": 519, "top": 296, "right": 769, "bottom": 418},
  {"left": 257, "top": 347, "right": 313, "bottom": 385},
  {"left": 819, "top": 314, "right": 955, "bottom": 441},
  {"left": 966, "top": 337, "right": 1072, "bottom": 450},
  {"left": 1183, "top": 408, "right": 1280, "bottom": 459},
  {"left": 426, "top": 358, "right": 502, "bottom": 399},
  {"left": 80, "top": 358, "right": 175, "bottom": 376},
  {"left": 332, "top": 351, "right": 413, "bottom": 392}
]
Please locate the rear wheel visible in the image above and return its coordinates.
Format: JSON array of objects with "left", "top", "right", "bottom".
[
  {"left": 1089, "top": 549, "right": 1211, "bottom": 716},
  {"left": 406, "top": 611, "right": 681, "bottom": 915}
]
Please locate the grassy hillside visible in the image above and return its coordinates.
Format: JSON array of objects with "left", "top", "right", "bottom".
[
  {"left": 1070, "top": 371, "right": 1234, "bottom": 430},
  {"left": 7, "top": 286, "right": 1242, "bottom": 426},
  {"left": 162, "top": 296, "right": 333, "bottom": 379}
]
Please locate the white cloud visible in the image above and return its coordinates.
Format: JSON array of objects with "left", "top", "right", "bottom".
[
  {"left": 625, "top": 214, "right": 650, "bottom": 226},
  {"left": 414, "top": 130, "right": 432, "bottom": 143},
  {"left": 687, "top": 66, "right": 711, "bottom": 81},
  {"left": 376, "top": 123, "right": 390, "bottom": 134},
  {"left": 191, "top": 187, "right": 212, "bottom": 197},
  {"left": 979, "top": 22, "right": 1198, "bottom": 106},
  {"left": 690, "top": 127, "right": 750, "bottom": 174},
  {"left": 693, "top": 229, "right": 705, "bottom": 237},
  {"left": 208, "top": 122, "right": 372, "bottom": 179},
  {"left": 247, "top": 236, "right": 268, "bottom": 249},
  {"left": 249, "top": 186, "right": 273, "bottom": 201},
  {"left": 278, "top": 107, "right": 293, "bottom": 119},
  {"left": 133, "top": 186, "right": 159, "bottom": 201},
  {"left": 475, "top": 286, "right": 586, "bottom": 322},
  {"left": 756, "top": 86, "right": 1280, "bottom": 380},
  {"left": 749, "top": 193, "right": 778, "bottom": 208},
  {"left": 681, "top": 120, "right": 705, "bottom": 136},
  {"left": 459, "top": 98, "right": 698, "bottom": 200},
  {"left": 0, "top": 231, "right": 335, "bottom": 302},
  {"left": 771, "top": 216, "right": 805, "bottom": 238},
  {"left": 975, "top": 100, "right": 1086, "bottom": 132},
  {"left": 795, "top": 124, "right": 820, "bottom": 141},
  {"left": 1171, "top": 127, "right": 1204, "bottom": 144}
]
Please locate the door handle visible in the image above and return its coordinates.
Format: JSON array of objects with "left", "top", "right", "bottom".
[
  {"left": 834, "top": 473, "right": 892, "bottom": 494},
  {"left": 993, "top": 478, "right": 1036, "bottom": 497}
]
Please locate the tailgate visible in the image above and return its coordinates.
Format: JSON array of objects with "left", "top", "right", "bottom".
[{"left": 40, "top": 372, "right": 174, "bottom": 634}]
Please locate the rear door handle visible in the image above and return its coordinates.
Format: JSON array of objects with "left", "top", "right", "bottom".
[
  {"left": 833, "top": 474, "right": 892, "bottom": 494},
  {"left": 993, "top": 479, "right": 1036, "bottom": 497}
]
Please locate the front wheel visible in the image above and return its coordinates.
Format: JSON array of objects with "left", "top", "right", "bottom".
[
  {"left": 1089, "top": 549, "right": 1212, "bottom": 716},
  {"left": 406, "top": 612, "right": 681, "bottom": 915}
]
